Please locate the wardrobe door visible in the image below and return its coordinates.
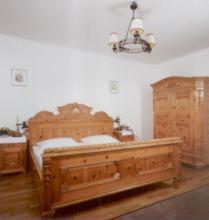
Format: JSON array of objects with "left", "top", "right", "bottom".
[
  {"left": 171, "top": 88, "right": 194, "bottom": 157},
  {"left": 153, "top": 90, "right": 172, "bottom": 138}
]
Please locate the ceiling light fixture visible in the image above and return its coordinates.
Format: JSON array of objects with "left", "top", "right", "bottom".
[{"left": 108, "top": 1, "right": 156, "bottom": 54}]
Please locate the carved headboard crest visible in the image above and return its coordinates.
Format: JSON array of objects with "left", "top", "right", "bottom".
[
  {"left": 57, "top": 103, "right": 92, "bottom": 120},
  {"left": 28, "top": 103, "right": 113, "bottom": 145},
  {"left": 29, "top": 103, "right": 112, "bottom": 123}
]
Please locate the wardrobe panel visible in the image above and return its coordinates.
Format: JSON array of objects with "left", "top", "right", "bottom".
[
  {"left": 153, "top": 90, "right": 172, "bottom": 138},
  {"left": 172, "top": 89, "right": 194, "bottom": 155},
  {"left": 152, "top": 76, "right": 209, "bottom": 168}
]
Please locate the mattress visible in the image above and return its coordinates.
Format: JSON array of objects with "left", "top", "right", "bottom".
[
  {"left": 32, "top": 144, "right": 84, "bottom": 170},
  {"left": 32, "top": 146, "right": 43, "bottom": 170}
]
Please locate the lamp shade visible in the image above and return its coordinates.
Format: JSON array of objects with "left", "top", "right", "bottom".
[
  {"left": 146, "top": 34, "right": 156, "bottom": 48},
  {"left": 130, "top": 17, "right": 144, "bottom": 35},
  {"left": 108, "top": 33, "right": 119, "bottom": 47}
]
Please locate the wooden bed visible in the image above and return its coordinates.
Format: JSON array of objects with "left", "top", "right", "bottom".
[{"left": 28, "top": 103, "right": 182, "bottom": 216}]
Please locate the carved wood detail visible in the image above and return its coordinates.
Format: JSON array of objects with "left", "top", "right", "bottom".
[
  {"left": 0, "top": 143, "right": 26, "bottom": 174},
  {"left": 43, "top": 158, "right": 52, "bottom": 189},
  {"left": 152, "top": 76, "right": 209, "bottom": 168},
  {"left": 42, "top": 137, "right": 182, "bottom": 155},
  {"left": 38, "top": 139, "right": 181, "bottom": 216},
  {"left": 28, "top": 103, "right": 113, "bottom": 145},
  {"left": 42, "top": 157, "right": 53, "bottom": 212},
  {"left": 28, "top": 103, "right": 182, "bottom": 216},
  {"left": 135, "top": 154, "right": 173, "bottom": 176},
  {"left": 61, "top": 161, "right": 121, "bottom": 193},
  {"left": 60, "top": 152, "right": 175, "bottom": 194}
]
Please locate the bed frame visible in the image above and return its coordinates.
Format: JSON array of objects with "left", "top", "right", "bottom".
[{"left": 28, "top": 103, "right": 182, "bottom": 216}]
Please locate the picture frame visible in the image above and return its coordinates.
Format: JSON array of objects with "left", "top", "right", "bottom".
[
  {"left": 11, "top": 69, "right": 27, "bottom": 86},
  {"left": 109, "top": 80, "right": 118, "bottom": 94}
]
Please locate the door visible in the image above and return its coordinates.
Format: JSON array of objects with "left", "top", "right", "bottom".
[
  {"left": 153, "top": 90, "right": 172, "bottom": 138},
  {"left": 171, "top": 88, "right": 194, "bottom": 154}
]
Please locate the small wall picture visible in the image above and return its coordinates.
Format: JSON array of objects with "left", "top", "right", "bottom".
[
  {"left": 109, "top": 80, "right": 118, "bottom": 94},
  {"left": 11, "top": 69, "right": 27, "bottom": 86}
]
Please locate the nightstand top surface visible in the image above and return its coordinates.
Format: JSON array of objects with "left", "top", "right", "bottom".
[{"left": 0, "top": 135, "right": 26, "bottom": 144}]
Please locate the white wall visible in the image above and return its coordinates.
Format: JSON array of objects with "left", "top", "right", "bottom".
[
  {"left": 156, "top": 47, "right": 209, "bottom": 77},
  {"left": 0, "top": 34, "right": 174, "bottom": 139},
  {"left": 0, "top": 34, "right": 75, "bottom": 129},
  {"left": 69, "top": 50, "right": 169, "bottom": 139}
]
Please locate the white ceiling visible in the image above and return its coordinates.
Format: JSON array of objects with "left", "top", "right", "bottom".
[{"left": 0, "top": 0, "right": 209, "bottom": 64}]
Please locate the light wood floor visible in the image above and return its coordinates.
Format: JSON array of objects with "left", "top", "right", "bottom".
[{"left": 0, "top": 165, "right": 209, "bottom": 220}]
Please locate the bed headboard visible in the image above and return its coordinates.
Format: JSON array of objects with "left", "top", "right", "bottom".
[{"left": 28, "top": 103, "right": 113, "bottom": 146}]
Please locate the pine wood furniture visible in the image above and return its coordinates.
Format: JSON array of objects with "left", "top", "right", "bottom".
[
  {"left": 152, "top": 76, "right": 209, "bottom": 169},
  {"left": 28, "top": 103, "right": 182, "bottom": 216},
  {"left": 113, "top": 130, "right": 135, "bottom": 142},
  {"left": 2, "top": 166, "right": 209, "bottom": 220},
  {"left": 0, "top": 136, "right": 27, "bottom": 174}
]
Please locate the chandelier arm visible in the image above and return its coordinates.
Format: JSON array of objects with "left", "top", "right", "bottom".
[
  {"left": 123, "top": 7, "right": 135, "bottom": 46},
  {"left": 138, "top": 35, "right": 145, "bottom": 52},
  {"left": 123, "top": 18, "right": 134, "bottom": 46}
]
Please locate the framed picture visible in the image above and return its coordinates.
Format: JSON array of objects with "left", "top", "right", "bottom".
[
  {"left": 11, "top": 69, "right": 27, "bottom": 86},
  {"left": 109, "top": 80, "right": 118, "bottom": 94}
]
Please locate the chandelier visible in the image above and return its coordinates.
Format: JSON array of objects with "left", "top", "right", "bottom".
[{"left": 108, "top": 1, "right": 156, "bottom": 54}]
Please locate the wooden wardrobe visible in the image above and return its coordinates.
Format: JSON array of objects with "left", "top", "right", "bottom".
[{"left": 152, "top": 76, "right": 209, "bottom": 169}]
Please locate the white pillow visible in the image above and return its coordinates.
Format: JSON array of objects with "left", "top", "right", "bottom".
[
  {"left": 36, "top": 138, "right": 78, "bottom": 149},
  {"left": 81, "top": 135, "right": 119, "bottom": 145}
]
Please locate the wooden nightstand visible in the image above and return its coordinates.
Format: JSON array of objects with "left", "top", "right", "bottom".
[
  {"left": 113, "top": 130, "right": 135, "bottom": 142},
  {"left": 0, "top": 136, "right": 27, "bottom": 174}
]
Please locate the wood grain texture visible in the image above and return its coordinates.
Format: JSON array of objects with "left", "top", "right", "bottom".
[
  {"left": 0, "top": 143, "right": 27, "bottom": 174},
  {"left": 1, "top": 166, "right": 209, "bottom": 220},
  {"left": 28, "top": 103, "right": 182, "bottom": 216},
  {"left": 33, "top": 139, "right": 182, "bottom": 216},
  {"left": 152, "top": 76, "right": 209, "bottom": 168},
  {"left": 28, "top": 103, "right": 113, "bottom": 146}
]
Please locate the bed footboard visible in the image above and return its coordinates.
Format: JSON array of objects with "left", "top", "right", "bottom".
[{"left": 41, "top": 137, "right": 182, "bottom": 216}]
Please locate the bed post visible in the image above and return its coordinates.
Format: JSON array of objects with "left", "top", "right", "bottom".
[{"left": 42, "top": 157, "right": 54, "bottom": 216}]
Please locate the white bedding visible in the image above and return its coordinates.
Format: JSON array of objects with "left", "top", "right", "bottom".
[
  {"left": 0, "top": 135, "right": 26, "bottom": 144},
  {"left": 36, "top": 137, "right": 78, "bottom": 148},
  {"left": 32, "top": 146, "right": 43, "bottom": 169},
  {"left": 32, "top": 135, "right": 119, "bottom": 169},
  {"left": 81, "top": 135, "right": 119, "bottom": 145},
  {"left": 32, "top": 142, "right": 84, "bottom": 169}
]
